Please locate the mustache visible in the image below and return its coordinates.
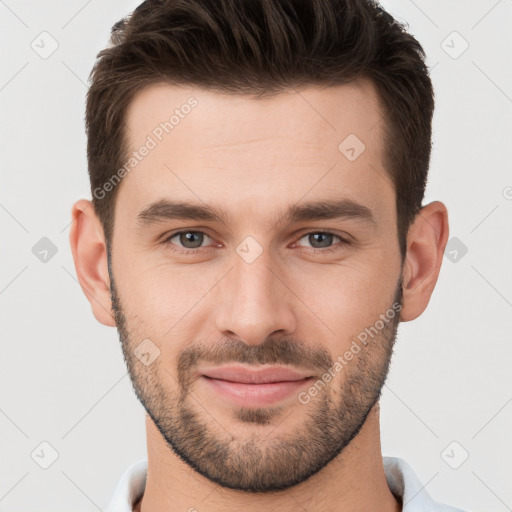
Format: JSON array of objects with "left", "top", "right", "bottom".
[{"left": 177, "top": 336, "right": 334, "bottom": 380}]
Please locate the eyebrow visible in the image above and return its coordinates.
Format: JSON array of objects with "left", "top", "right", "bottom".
[{"left": 136, "top": 198, "right": 376, "bottom": 228}]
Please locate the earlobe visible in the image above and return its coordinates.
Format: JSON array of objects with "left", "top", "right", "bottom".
[
  {"left": 69, "top": 199, "right": 116, "bottom": 327},
  {"left": 400, "top": 201, "right": 450, "bottom": 322}
]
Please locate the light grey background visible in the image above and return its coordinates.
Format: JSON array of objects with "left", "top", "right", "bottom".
[{"left": 1, "top": 1, "right": 511, "bottom": 511}]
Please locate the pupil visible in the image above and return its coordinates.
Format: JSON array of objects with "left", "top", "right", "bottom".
[
  {"left": 181, "top": 232, "right": 203, "bottom": 248},
  {"left": 310, "top": 233, "right": 332, "bottom": 248}
]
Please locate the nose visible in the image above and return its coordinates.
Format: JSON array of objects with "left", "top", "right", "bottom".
[{"left": 214, "top": 248, "right": 297, "bottom": 346}]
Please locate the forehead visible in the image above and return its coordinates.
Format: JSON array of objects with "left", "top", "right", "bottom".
[
  {"left": 124, "top": 79, "right": 384, "bottom": 154},
  {"left": 117, "top": 80, "right": 394, "bottom": 230}
]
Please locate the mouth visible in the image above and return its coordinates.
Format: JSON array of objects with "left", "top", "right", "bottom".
[{"left": 198, "top": 365, "right": 315, "bottom": 407}]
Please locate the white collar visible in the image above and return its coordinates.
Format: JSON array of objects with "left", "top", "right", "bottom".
[{"left": 105, "top": 456, "right": 465, "bottom": 512}]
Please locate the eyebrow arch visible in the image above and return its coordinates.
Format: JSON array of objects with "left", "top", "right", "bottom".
[
  {"left": 137, "top": 199, "right": 231, "bottom": 225},
  {"left": 136, "top": 198, "right": 376, "bottom": 228},
  {"left": 283, "top": 199, "right": 376, "bottom": 226}
]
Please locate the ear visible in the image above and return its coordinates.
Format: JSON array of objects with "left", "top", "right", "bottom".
[
  {"left": 69, "top": 199, "right": 116, "bottom": 327},
  {"left": 400, "top": 201, "right": 449, "bottom": 322}
]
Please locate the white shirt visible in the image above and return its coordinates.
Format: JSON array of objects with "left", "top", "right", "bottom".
[{"left": 105, "top": 456, "right": 467, "bottom": 512}]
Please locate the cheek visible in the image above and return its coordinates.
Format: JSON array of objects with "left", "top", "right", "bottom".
[
  {"left": 114, "top": 258, "right": 216, "bottom": 342},
  {"left": 291, "top": 256, "right": 400, "bottom": 344}
]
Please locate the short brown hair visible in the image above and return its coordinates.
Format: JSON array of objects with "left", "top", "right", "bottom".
[{"left": 86, "top": 0, "right": 434, "bottom": 258}]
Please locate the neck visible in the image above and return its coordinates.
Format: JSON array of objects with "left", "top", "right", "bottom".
[{"left": 136, "top": 403, "right": 401, "bottom": 512}]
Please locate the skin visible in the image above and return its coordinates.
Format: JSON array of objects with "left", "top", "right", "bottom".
[{"left": 70, "top": 79, "right": 449, "bottom": 512}]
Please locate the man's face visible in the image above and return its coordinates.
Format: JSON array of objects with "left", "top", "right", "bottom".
[{"left": 109, "top": 80, "right": 404, "bottom": 492}]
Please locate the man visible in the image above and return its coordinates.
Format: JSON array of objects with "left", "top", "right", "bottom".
[{"left": 69, "top": 0, "right": 466, "bottom": 511}]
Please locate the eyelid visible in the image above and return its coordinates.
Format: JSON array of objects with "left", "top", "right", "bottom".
[
  {"left": 293, "top": 227, "right": 353, "bottom": 244},
  {"left": 292, "top": 231, "right": 351, "bottom": 251},
  {"left": 163, "top": 230, "right": 218, "bottom": 249}
]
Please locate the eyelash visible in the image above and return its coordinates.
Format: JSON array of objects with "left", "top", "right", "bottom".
[{"left": 161, "top": 230, "right": 351, "bottom": 255}]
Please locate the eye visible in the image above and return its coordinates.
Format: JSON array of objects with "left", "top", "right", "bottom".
[
  {"left": 163, "top": 230, "right": 216, "bottom": 252},
  {"left": 294, "top": 231, "right": 350, "bottom": 252},
  {"left": 161, "top": 229, "right": 351, "bottom": 255}
]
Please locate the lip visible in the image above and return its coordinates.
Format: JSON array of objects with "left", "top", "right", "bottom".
[
  {"left": 199, "top": 365, "right": 314, "bottom": 407},
  {"left": 200, "top": 365, "right": 312, "bottom": 384}
]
